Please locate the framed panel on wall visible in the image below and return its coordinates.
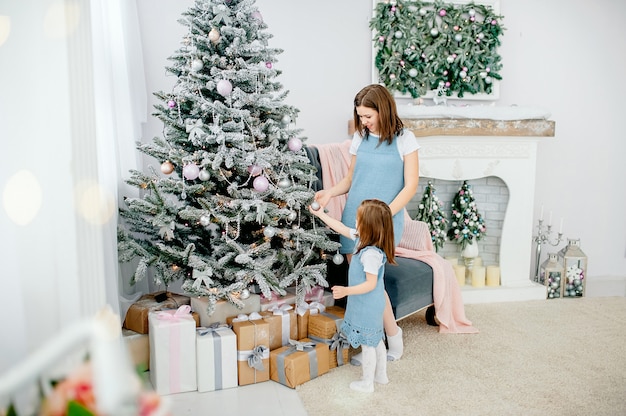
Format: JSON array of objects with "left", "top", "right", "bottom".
[{"left": 370, "top": 0, "right": 504, "bottom": 101}]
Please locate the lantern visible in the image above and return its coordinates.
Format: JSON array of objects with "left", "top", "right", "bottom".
[
  {"left": 539, "top": 252, "right": 564, "bottom": 299},
  {"left": 561, "top": 239, "right": 587, "bottom": 298}
]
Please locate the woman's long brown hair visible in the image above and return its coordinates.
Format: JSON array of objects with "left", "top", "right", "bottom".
[
  {"left": 353, "top": 84, "right": 404, "bottom": 146},
  {"left": 354, "top": 199, "right": 397, "bottom": 265}
]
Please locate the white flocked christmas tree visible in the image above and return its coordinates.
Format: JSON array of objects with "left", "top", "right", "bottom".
[
  {"left": 415, "top": 181, "right": 447, "bottom": 252},
  {"left": 117, "top": 0, "right": 340, "bottom": 315}
]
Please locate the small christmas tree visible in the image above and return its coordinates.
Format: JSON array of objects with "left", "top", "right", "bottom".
[
  {"left": 117, "top": 0, "right": 340, "bottom": 314},
  {"left": 447, "top": 181, "right": 486, "bottom": 250},
  {"left": 415, "top": 181, "right": 447, "bottom": 252}
]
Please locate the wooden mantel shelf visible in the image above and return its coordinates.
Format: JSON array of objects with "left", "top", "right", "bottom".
[
  {"left": 348, "top": 118, "right": 555, "bottom": 137},
  {"left": 402, "top": 118, "right": 555, "bottom": 138}
]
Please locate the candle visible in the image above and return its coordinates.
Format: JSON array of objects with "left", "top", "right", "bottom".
[
  {"left": 473, "top": 257, "right": 482, "bottom": 267},
  {"left": 559, "top": 218, "right": 564, "bottom": 234},
  {"left": 548, "top": 211, "right": 553, "bottom": 226},
  {"left": 471, "top": 266, "right": 486, "bottom": 288},
  {"left": 486, "top": 265, "right": 500, "bottom": 287},
  {"left": 540, "top": 205, "right": 544, "bottom": 220},
  {"left": 445, "top": 256, "right": 458, "bottom": 266},
  {"left": 453, "top": 265, "right": 466, "bottom": 286}
]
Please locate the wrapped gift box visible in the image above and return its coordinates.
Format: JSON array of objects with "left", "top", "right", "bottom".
[
  {"left": 122, "top": 329, "right": 149, "bottom": 370},
  {"left": 307, "top": 305, "right": 349, "bottom": 368},
  {"left": 259, "top": 291, "right": 297, "bottom": 312},
  {"left": 259, "top": 305, "right": 297, "bottom": 350},
  {"left": 191, "top": 294, "right": 260, "bottom": 327},
  {"left": 286, "top": 286, "right": 334, "bottom": 307},
  {"left": 227, "top": 313, "right": 270, "bottom": 386},
  {"left": 270, "top": 338, "right": 330, "bottom": 389},
  {"left": 196, "top": 325, "right": 237, "bottom": 392},
  {"left": 295, "top": 301, "right": 326, "bottom": 341},
  {"left": 149, "top": 305, "right": 197, "bottom": 395},
  {"left": 124, "top": 291, "right": 193, "bottom": 334}
]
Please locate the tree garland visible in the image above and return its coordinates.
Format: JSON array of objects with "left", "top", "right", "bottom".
[{"left": 371, "top": 0, "right": 505, "bottom": 99}]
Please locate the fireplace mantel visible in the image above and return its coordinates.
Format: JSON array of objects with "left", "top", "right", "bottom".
[{"left": 403, "top": 116, "right": 555, "bottom": 303}]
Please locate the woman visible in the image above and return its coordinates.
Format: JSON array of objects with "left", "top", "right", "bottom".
[{"left": 314, "top": 84, "right": 420, "bottom": 363}]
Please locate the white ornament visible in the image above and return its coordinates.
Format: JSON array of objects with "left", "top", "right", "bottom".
[
  {"left": 332, "top": 253, "right": 344, "bottom": 265},
  {"left": 191, "top": 59, "right": 204, "bottom": 72},
  {"left": 200, "top": 215, "right": 211, "bottom": 226},
  {"left": 263, "top": 226, "right": 276, "bottom": 238},
  {"left": 240, "top": 288, "right": 250, "bottom": 299},
  {"left": 408, "top": 68, "right": 418, "bottom": 77},
  {"left": 310, "top": 201, "right": 320, "bottom": 211},
  {"left": 198, "top": 169, "right": 210, "bottom": 181}
]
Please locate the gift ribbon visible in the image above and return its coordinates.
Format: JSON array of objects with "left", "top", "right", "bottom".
[
  {"left": 308, "top": 309, "right": 347, "bottom": 366},
  {"left": 295, "top": 301, "right": 325, "bottom": 317},
  {"left": 197, "top": 323, "right": 231, "bottom": 390},
  {"left": 304, "top": 286, "right": 325, "bottom": 303},
  {"left": 156, "top": 304, "right": 192, "bottom": 321},
  {"left": 275, "top": 340, "right": 319, "bottom": 387},
  {"left": 231, "top": 312, "right": 263, "bottom": 322},
  {"left": 237, "top": 345, "right": 269, "bottom": 371},
  {"left": 270, "top": 304, "right": 294, "bottom": 346}
]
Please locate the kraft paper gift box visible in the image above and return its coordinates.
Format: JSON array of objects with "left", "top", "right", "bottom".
[
  {"left": 191, "top": 294, "right": 261, "bottom": 327},
  {"left": 124, "top": 291, "right": 192, "bottom": 334},
  {"left": 196, "top": 324, "right": 237, "bottom": 392},
  {"left": 307, "top": 305, "right": 349, "bottom": 368},
  {"left": 295, "top": 301, "right": 326, "bottom": 341},
  {"left": 227, "top": 312, "right": 270, "bottom": 386},
  {"left": 122, "top": 329, "right": 150, "bottom": 370},
  {"left": 259, "top": 304, "right": 297, "bottom": 350},
  {"left": 270, "top": 338, "right": 330, "bottom": 389},
  {"left": 259, "top": 290, "right": 297, "bottom": 312},
  {"left": 149, "top": 305, "right": 197, "bottom": 395}
]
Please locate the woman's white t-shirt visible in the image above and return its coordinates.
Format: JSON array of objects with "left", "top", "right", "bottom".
[{"left": 349, "top": 129, "right": 421, "bottom": 161}]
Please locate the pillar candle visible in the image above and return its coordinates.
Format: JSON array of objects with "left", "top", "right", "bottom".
[
  {"left": 473, "top": 257, "right": 482, "bottom": 267},
  {"left": 486, "top": 265, "right": 500, "bottom": 287},
  {"left": 445, "top": 256, "right": 458, "bottom": 266},
  {"left": 471, "top": 266, "right": 486, "bottom": 288},
  {"left": 453, "top": 265, "right": 466, "bottom": 286}
]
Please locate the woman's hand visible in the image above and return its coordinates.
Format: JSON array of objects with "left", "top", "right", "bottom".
[{"left": 331, "top": 285, "right": 348, "bottom": 299}]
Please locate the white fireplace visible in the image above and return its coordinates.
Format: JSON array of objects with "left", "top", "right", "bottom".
[{"left": 402, "top": 112, "right": 556, "bottom": 304}]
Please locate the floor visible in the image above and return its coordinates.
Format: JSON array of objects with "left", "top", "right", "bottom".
[{"left": 162, "top": 277, "right": 626, "bottom": 416}]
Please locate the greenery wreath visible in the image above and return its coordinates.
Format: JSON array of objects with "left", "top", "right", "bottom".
[{"left": 370, "top": 0, "right": 505, "bottom": 99}]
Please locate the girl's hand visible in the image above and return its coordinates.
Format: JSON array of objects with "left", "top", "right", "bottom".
[
  {"left": 331, "top": 285, "right": 348, "bottom": 299},
  {"left": 314, "top": 189, "right": 332, "bottom": 208}
]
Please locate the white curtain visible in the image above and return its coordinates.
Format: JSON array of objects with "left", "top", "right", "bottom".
[{"left": 89, "top": 0, "right": 149, "bottom": 322}]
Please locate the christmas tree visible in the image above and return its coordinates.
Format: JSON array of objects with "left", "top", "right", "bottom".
[
  {"left": 447, "top": 181, "right": 486, "bottom": 250},
  {"left": 415, "top": 181, "right": 447, "bottom": 252},
  {"left": 117, "top": 0, "right": 340, "bottom": 314}
]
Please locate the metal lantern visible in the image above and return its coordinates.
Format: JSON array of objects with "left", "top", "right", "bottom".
[
  {"left": 561, "top": 239, "right": 587, "bottom": 298},
  {"left": 539, "top": 252, "right": 564, "bottom": 299}
]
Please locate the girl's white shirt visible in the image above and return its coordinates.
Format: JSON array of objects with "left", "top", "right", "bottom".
[{"left": 348, "top": 228, "right": 384, "bottom": 275}]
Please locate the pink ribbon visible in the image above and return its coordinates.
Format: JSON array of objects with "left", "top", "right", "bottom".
[{"left": 156, "top": 304, "right": 192, "bottom": 321}]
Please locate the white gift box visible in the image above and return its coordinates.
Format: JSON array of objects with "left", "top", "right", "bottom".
[
  {"left": 191, "top": 294, "right": 261, "bottom": 327},
  {"left": 149, "top": 306, "right": 197, "bottom": 395},
  {"left": 196, "top": 325, "right": 238, "bottom": 392}
]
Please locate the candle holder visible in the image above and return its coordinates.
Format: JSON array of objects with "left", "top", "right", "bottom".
[{"left": 532, "top": 219, "right": 563, "bottom": 283}]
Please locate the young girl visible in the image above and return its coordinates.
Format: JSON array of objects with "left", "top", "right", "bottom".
[
  {"left": 310, "top": 199, "right": 396, "bottom": 393},
  {"left": 314, "top": 84, "right": 420, "bottom": 363}
]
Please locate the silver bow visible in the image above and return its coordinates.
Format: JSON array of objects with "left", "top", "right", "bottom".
[
  {"left": 247, "top": 345, "right": 268, "bottom": 371},
  {"left": 330, "top": 332, "right": 350, "bottom": 351},
  {"left": 197, "top": 322, "right": 230, "bottom": 336},
  {"left": 288, "top": 339, "right": 315, "bottom": 352}
]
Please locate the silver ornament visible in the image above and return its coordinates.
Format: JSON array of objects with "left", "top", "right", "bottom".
[
  {"left": 278, "top": 178, "right": 291, "bottom": 188},
  {"left": 332, "top": 253, "right": 344, "bottom": 265},
  {"left": 200, "top": 215, "right": 211, "bottom": 227},
  {"left": 198, "top": 169, "right": 210, "bottom": 181},
  {"left": 263, "top": 226, "right": 276, "bottom": 238},
  {"left": 281, "top": 114, "right": 292, "bottom": 125},
  {"left": 240, "top": 288, "right": 250, "bottom": 299},
  {"left": 287, "top": 211, "right": 298, "bottom": 221},
  {"left": 310, "top": 201, "right": 320, "bottom": 211}
]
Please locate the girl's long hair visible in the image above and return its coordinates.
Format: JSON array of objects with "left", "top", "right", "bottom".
[
  {"left": 353, "top": 84, "right": 403, "bottom": 146},
  {"left": 355, "top": 199, "right": 397, "bottom": 265}
]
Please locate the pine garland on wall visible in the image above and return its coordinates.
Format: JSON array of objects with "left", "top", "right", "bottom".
[
  {"left": 370, "top": 0, "right": 505, "bottom": 99},
  {"left": 447, "top": 180, "right": 486, "bottom": 249},
  {"left": 415, "top": 181, "right": 448, "bottom": 252}
]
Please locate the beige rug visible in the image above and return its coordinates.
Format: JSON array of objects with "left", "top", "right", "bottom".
[{"left": 296, "top": 297, "right": 626, "bottom": 416}]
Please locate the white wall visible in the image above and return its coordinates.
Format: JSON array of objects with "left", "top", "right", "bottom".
[{"left": 136, "top": 0, "right": 626, "bottom": 281}]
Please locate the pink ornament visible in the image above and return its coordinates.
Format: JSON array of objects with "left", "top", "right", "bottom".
[
  {"left": 265, "top": 61, "right": 272, "bottom": 69},
  {"left": 253, "top": 175, "right": 269, "bottom": 192},
  {"left": 247, "top": 164, "right": 262, "bottom": 176},
  {"left": 217, "top": 79, "right": 233, "bottom": 96},
  {"left": 167, "top": 100, "right": 176, "bottom": 108},
  {"left": 378, "top": 36, "right": 385, "bottom": 42},
  {"left": 251, "top": 11, "right": 263, "bottom": 23},
  {"left": 391, "top": 6, "right": 396, "bottom": 12},
  {"left": 491, "top": 19, "right": 497, "bottom": 25},
  {"left": 183, "top": 163, "right": 200, "bottom": 180},
  {"left": 443, "top": 70, "right": 448, "bottom": 75},
  {"left": 454, "top": 25, "right": 459, "bottom": 31},
  {"left": 445, "top": 82, "right": 451, "bottom": 87},
  {"left": 463, "top": 67, "right": 468, "bottom": 72},
  {"left": 400, "top": 60, "right": 405, "bottom": 67},
  {"left": 439, "top": 9, "right": 446, "bottom": 16},
  {"left": 288, "top": 137, "right": 303, "bottom": 152},
  {"left": 470, "top": 16, "right": 475, "bottom": 22}
]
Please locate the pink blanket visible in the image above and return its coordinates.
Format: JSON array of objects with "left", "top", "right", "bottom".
[{"left": 315, "top": 141, "right": 478, "bottom": 334}]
